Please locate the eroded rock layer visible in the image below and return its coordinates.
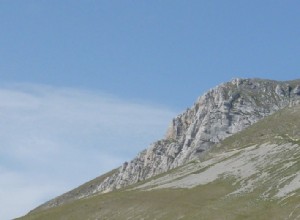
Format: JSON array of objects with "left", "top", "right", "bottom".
[{"left": 36, "top": 78, "right": 300, "bottom": 210}]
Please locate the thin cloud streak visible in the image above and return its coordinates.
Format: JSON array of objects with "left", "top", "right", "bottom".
[{"left": 0, "top": 83, "right": 177, "bottom": 220}]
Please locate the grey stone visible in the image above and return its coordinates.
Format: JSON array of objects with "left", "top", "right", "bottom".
[
  {"left": 98, "top": 79, "right": 297, "bottom": 193},
  {"left": 37, "top": 78, "right": 300, "bottom": 211},
  {"left": 293, "top": 85, "right": 300, "bottom": 95}
]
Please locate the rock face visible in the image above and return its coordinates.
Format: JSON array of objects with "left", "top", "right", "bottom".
[
  {"left": 96, "top": 79, "right": 300, "bottom": 192},
  {"left": 36, "top": 78, "right": 300, "bottom": 211}
]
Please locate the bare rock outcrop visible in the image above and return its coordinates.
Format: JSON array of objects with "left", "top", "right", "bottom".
[
  {"left": 36, "top": 78, "right": 300, "bottom": 211},
  {"left": 96, "top": 79, "right": 300, "bottom": 192}
]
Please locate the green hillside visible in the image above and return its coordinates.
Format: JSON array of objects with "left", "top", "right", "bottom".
[{"left": 17, "top": 105, "right": 300, "bottom": 220}]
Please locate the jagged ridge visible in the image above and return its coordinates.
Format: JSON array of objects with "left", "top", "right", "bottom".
[
  {"left": 19, "top": 97, "right": 300, "bottom": 220},
  {"left": 33, "top": 78, "right": 300, "bottom": 211}
]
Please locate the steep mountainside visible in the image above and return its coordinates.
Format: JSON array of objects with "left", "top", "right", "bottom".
[
  {"left": 23, "top": 78, "right": 300, "bottom": 214},
  {"left": 18, "top": 97, "right": 300, "bottom": 220}
]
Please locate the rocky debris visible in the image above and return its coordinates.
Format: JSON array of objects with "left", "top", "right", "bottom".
[
  {"left": 97, "top": 79, "right": 300, "bottom": 193},
  {"left": 293, "top": 85, "right": 300, "bottom": 95},
  {"left": 135, "top": 142, "right": 300, "bottom": 198},
  {"left": 275, "top": 84, "right": 286, "bottom": 96},
  {"left": 38, "top": 78, "right": 300, "bottom": 210}
]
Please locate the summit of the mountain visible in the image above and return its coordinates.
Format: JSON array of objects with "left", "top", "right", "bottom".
[{"left": 19, "top": 78, "right": 300, "bottom": 219}]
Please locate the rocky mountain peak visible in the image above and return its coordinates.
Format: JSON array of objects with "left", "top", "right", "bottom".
[{"left": 35, "top": 78, "right": 300, "bottom": 211}]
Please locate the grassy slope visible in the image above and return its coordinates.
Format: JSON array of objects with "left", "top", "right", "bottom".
[
  {"left": 18, "top": 105, "right": 300, "bottom": 220},
  {"left": 31, "top": 169, "right": 119, "bottom": 213},
  {"left": 17, "top": 181, "right": 300, "bottom": 220},
  {"left": 215, "top": 105, "right": 300, "bottom": 151}
]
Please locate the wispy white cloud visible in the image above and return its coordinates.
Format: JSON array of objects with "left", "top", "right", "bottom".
[{"left": 0, "top": 83, "right": 176, "bottom": 220}]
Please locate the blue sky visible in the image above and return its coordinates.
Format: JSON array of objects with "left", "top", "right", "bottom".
[
  {"left": 2, "top": 0, "right": 300, "bottom": 108},
  {"left": 1, "top": 1, "right": 300, "bottom": 219}
]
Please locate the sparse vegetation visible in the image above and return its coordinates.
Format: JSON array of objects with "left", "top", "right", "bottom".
[
  {"left": 214, "top": 105, "right": 300, "bottom": 152},
  {"left": 17, "top": 179, "right": 300, "bottom": 220},
  {"left": 17, "top": 105, "right": 300, "bottom": 220}
]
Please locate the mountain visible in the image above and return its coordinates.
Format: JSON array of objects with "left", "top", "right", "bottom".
[{"left": 17, "top": 78, "right": 300, "bottom": 220}]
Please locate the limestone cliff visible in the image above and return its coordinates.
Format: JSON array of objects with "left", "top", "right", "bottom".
[
  {"left": 95, "top": 78, "right": 300, "bottom": 192},
  {"left": 35, "top": 78, "right": 300, "bottom": 211}
]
